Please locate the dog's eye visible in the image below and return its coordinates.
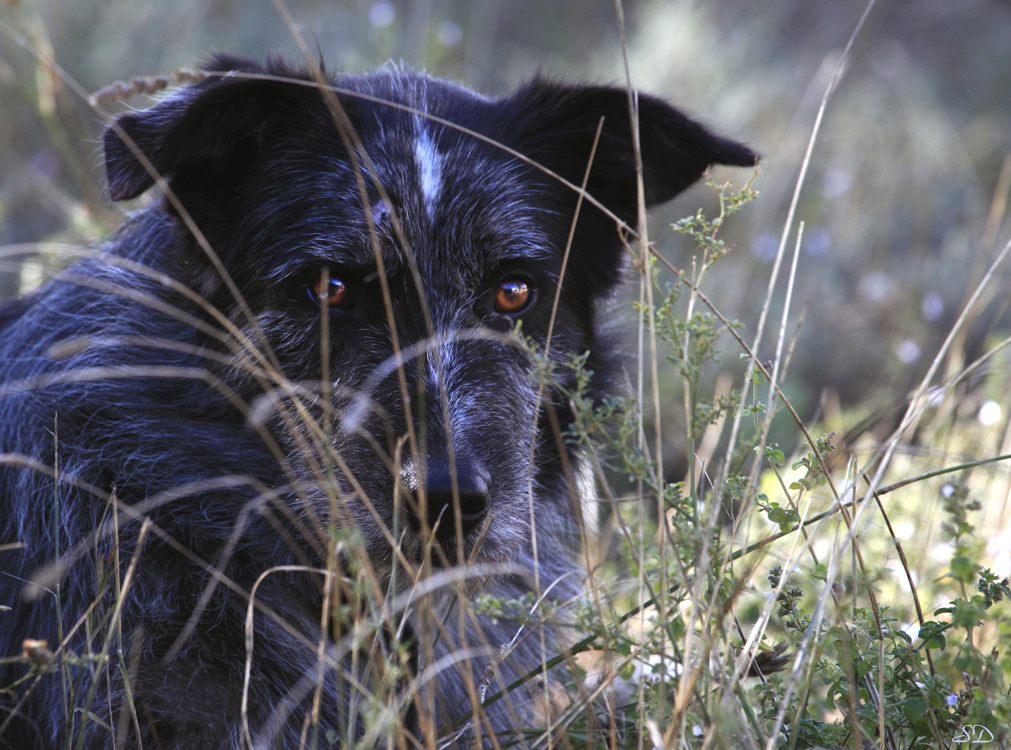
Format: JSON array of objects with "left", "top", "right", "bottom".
[
  {"left": 309, "top": 277, "right": 349, "bottom": 308},
  {"left": 494, "top": 279, "right": 533, "bottom": 315}
]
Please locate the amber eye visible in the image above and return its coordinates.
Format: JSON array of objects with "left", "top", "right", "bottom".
[
  {"left": 309, "top": 277, "right": 349, "bottom": 308},
  {"left": 494, "top": 279, "right": 532, "bottom": 315}
]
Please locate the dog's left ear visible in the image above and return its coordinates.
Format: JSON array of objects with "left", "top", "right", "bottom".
[
  {"left": 102, "top": 54, "right": 317, "bottom": 203},
  {"left": 502, "top": 79, "right": 757, "bottom": 227}
]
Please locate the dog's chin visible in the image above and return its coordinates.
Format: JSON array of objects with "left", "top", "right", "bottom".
[
  {"left": 363, "top": 533, "right": 511, "bottom": 591},
  {"left": 403, "top": 533, "right": 494, "bottom": 569}
]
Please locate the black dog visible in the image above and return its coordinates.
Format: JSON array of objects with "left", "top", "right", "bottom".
[{"left": 0, "top": 55, "right": 754, "bottom": 748}]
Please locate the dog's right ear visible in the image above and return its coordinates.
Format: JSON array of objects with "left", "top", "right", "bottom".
[
  {"left": 502, "top": 79, "right": 758, "bottom": 227},
  {"left": 495, "top": 79, "right": 756, "bottom": 298},
  {"left": 103, "top": 55, "right": 313, "bottom": 202}
]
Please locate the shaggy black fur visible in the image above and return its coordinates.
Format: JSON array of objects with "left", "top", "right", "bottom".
[{"left": 0, "top": 55, "right": 755, "bottom": 748}]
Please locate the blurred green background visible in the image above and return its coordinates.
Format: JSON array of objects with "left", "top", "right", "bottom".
[{"left": 2, "top": 0, "right": 1010, "bottom": 467}]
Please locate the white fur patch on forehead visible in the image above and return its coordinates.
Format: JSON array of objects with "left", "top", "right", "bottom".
[{"left": 414, "top": 117, "right": 442, "bottom": 217}]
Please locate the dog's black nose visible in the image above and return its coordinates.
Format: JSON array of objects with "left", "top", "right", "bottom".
[{"left": 405, "top": 460, "right": 489, "bottom": 539}]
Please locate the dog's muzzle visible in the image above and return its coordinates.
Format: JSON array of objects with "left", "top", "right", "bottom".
[{"left": 402, "top": 459, "right": 490, "bottom": 541}]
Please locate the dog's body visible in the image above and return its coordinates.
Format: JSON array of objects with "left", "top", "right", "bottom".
[{"left": 0, "top": 56, "right": 754, "bottom": 748}]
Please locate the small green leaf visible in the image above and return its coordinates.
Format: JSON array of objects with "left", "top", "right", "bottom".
[
  {"left": 902, "top": 696, "right": 932, "bottom": 736},
  {"left": 768, "top": 507, "right": 800, "bottom": 533},
  {"left": 951, "top": 556, "right": 978, "bottom": 583},
  {"left": 918, "top": 621, "right": 947, "bottom": 649}
]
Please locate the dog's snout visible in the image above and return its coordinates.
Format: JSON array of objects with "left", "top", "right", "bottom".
[{"left": 404, "top": 460, "right": 489, "bottom": 538}]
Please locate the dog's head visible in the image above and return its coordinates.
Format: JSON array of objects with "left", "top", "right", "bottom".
[{"left": 102, "top": 55, "right": 755, "bottom": 576}]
